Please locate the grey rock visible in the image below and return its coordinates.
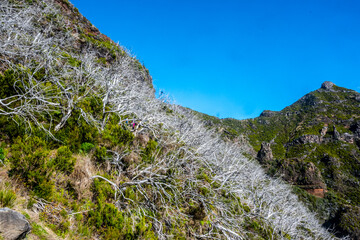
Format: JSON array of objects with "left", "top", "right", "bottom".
[
  {"left": 257, "top": 142, "right": 273, "bottom": 163},
  {"left": 333, "top": 126, "right": 341, "bottom": 140},
  {"left": 355, "top": 94, "right": 360, "bottom": 102},
  {"left": 0, "top": 208, "right": 31, "bottom": 240},
  {"left": 321, "top": 81, "right": 335, "bottom": 90},
  {"left": 294, "top": 135, "right": 322, "bottom": 145},
  {"left": 260, "top": 110, "right": 277, "bottom": 117},
  {"left": 320, "top": 126, "right": 328, "bottom": 136}
]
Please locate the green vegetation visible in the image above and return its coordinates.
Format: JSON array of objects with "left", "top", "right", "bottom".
[
  {"left": 0, "top": 148, "right": 5, "bottom": 163},
  {"left": 80, "top": 142, "right": 95, "bottom": 153},
  {"left": 53, "top": 146, "right": 76, "bottom": 174},
  {"left": 9, "top": 136, "right": 54, "bottom": 199},
  {"left": 0, "top": 188, "right": 16, "bottom": 208}
]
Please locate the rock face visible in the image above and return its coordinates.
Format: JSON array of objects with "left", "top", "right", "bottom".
[
  {"left": 0, "top": 208, "right": 31, "bottom": 240},
  {"left": 260, "top": 110, "right": 277, "bottom": 117},
  {"left": 257, "top": 142, "right": 273, "bottom": 163},
  {"left": 321, "top": 81, "right": 334, "bottom": 90}
]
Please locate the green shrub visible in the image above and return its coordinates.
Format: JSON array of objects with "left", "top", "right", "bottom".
[
  {"left": 9, "top": 136, "right": 54, "bottom": 199},
  {"left": 80, "top": 142, "right": 95, "bottom": 154},
  {"left": 94, "top": 146, "right": 107, "bottom": 164},
  {"left": 0, "top": 148, "right": 4, "bottom": 163},
  {"left": 53, "top": 110, "right": 99, "bottom": 151},
  {"left": 103, "top": 124, "right": 134, "bottom": 147},
  {"left": 53, "top": 146, "right": 76, "bottom": 174}
]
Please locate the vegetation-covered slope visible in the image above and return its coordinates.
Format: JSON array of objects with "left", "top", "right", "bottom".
[
  {"left": 216, "top": 82, "right": 360, "bottom": 239},
  {"left": 0, "top": 0, "right": 345, "bottom": 239}
]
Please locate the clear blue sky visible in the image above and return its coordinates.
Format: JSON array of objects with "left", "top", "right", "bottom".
[{"left": 70, "top": 0, "right": 360, "bottom": 119}]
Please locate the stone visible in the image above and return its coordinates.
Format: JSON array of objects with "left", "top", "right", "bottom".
[
  {"left": 333, "top": 126, "right": 341, "bottom": 140},
  {"left": 257, "top": 142, "right": 273, "bottom": 163},
  {"left": 0, "top": 208, "right": 31, "bottom": 240},
  {"left": 321, "top": 81, "right": 334, "bottom": 90}
]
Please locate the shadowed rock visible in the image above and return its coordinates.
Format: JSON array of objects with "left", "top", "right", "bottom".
[
  {"left": 0, "top": 208, "right": 31, "bottom": 240},
  {"left": 257, "top": 142, "right": 273, "bottom": 163}
]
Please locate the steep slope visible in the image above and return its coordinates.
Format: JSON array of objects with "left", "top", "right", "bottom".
[
  {"left": 218, "top": 82, "right": 360, "bottom": 239},
  {"left": 0, "top": 0, "right": 344, "bottom": 239}
]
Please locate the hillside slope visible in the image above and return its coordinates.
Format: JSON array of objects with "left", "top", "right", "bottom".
[
  {"left": 218, "top": 82, "right": 360, "bottom": 239},
  {"left": 0, "top": 0, "right": 344, "bottom": 239}
]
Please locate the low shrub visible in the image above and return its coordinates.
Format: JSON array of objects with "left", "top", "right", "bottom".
[
  {"left": 94, "top": 146, "right": 107, "bottom": 164},
  {"left": 53, "top": 146, "right": 76, "bottom": 174},
  {"left": 9, "top": 136, "right": 54, "bottom": 199},
  {"left": 80, "top": 142, "right": 95, "bottom": 154}
]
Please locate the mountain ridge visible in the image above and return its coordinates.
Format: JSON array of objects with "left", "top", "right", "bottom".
[{"left": 208, "top": 81, "right": 360, "bottom": 239}]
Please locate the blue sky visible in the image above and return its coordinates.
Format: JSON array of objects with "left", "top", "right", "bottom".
[{"left": 70, "top": 0, "right": 360, "bottom": 119}]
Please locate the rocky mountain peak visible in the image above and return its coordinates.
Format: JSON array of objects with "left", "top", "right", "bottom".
[{"left": 321, "top": 81, "right": 335, "bottom": 90}]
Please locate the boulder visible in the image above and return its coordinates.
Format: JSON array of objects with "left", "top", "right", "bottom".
[
  {"left": 257, "top": 142, "right": 273, "bottom": 163},
  {"left": 321, "top": 81, "right": 335, "bottom": 90},
  {"left": 0, "top": 208, "right": 31, "bottom": 240}
]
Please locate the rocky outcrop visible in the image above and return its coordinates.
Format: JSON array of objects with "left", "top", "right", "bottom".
[
  {"left": 320, "top": 126, "right": 328, "bottom": 136},
  {"left": 260, "top": 110, "right": 277, "bottom": 117},
  {"left": 303, "top": 162, "right": 325, "bottom": 187},
  {"left": 333, "top": 126, "right": 341, "bottom": 140},
  {"left": 0, "top": 208, "right": 31, "bottom": 240},
  {"left": 287, "top": 135, "right": 322, "bottom": 147},
  {"left": 321, "top": 81, "right": 334, "bottom": 90},
  {"left": 257, "top": 142, "right": 273, "bottom": 163}
]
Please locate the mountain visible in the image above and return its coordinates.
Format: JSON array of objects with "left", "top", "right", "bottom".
[
  {"left": 0, "top": 0, "right": 351, "bottom": 239},
  {"left": 212, "top": 81, "right": 360, "bottom": 239}
]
